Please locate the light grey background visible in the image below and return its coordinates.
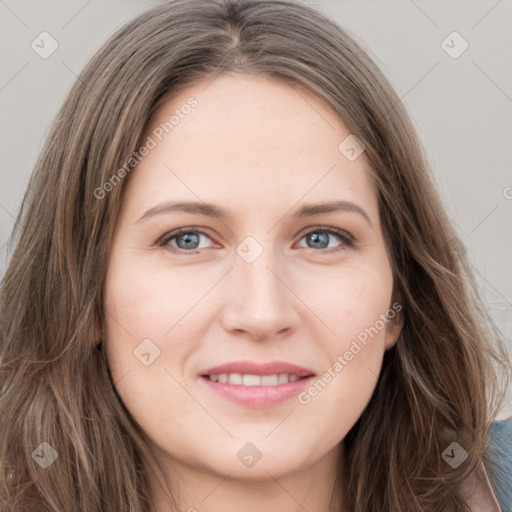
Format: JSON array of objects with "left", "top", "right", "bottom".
[{"left": 1, "top": 1, "right": 511, "bottom": 410}]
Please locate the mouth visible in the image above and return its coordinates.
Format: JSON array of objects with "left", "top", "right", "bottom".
[{"left": 198, "top": 361, "right": 316, "bottom": 407}]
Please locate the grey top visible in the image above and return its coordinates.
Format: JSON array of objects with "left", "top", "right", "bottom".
[{"left": 488, "top": 416, "right": 512, "bottom": 511}]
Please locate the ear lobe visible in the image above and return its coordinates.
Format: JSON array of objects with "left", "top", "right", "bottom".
[
  {"left": 384, "top": 310, "right": 403, "bottom": 350},
  {"left": 384, "top": 298, "right": 404, "bottom": 350}
]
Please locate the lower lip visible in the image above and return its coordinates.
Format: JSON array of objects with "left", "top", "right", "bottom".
[{"left": 199, "top": 376, "right": 315, "bottom": 407}]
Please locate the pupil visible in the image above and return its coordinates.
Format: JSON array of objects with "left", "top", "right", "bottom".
[{"left": 309, "top": 232, "right": 328, "bottom": 248}]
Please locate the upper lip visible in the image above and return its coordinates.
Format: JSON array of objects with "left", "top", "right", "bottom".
[{"left": 200, "top": 361, "right": 315, "bottom": 377}]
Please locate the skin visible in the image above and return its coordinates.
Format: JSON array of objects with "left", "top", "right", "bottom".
[{"left": 103, "top": 73, "right": 403, "bottom": 512}]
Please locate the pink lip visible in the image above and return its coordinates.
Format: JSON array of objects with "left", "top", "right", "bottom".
[
  {"left": 198, "top": 360, "right": 316, "bottom": 408},
  {"left": 200, "top": 361, "right": 314, "bottom": 377}
]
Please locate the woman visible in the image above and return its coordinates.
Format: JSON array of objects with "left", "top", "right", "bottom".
[{"left": 0, "top": 0, "right": 511, "bottom": 510}]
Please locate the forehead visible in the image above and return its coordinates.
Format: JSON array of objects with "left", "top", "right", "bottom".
[
  {"left": 144, "top": 73, "right": 357, "bottom": 160},
  {"left": 125, "top": 73, "right": 377, "bottom": 221}
]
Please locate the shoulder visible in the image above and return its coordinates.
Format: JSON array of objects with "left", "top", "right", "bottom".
[
  {"left": 490, "top": 415, "right": 512, "bottom": 441},
  {"left": 487, "top": 415, "right": 512, "bottom": 512}
]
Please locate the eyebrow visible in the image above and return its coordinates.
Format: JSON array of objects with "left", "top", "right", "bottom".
[{"left": 137, "top": 200, "right": 372, "bottom": 226}]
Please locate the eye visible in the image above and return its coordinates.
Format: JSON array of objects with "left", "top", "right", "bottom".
[
  {"left": 158, "top": 227, "right": 216, "bottom": 255},
  {"left": 296, "top": 226, "right": 355, "bottom": 253}
]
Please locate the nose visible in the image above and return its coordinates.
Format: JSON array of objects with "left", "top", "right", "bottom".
[{"left": 220, "top": 249, "right": 300, "bottom": 342}]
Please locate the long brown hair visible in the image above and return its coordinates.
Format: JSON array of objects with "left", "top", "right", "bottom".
[{"left": 1, "top": 1, "right": 510, "bottom": 510}]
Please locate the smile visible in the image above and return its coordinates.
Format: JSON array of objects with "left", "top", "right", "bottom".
[{"left": 199, "top": 361, "right": 316, "bottom": 407}]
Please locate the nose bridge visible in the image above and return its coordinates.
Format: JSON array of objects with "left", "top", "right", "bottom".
[
  {"left": 237, "top": 237, "right": 287, "bottom": 308},
  {"left": 221, "top": 235, "right": 297, "bottom": 338}
]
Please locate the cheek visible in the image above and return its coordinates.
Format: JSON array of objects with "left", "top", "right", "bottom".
[
  {"left": 294, "top": 262, "right": 393, "bottom": 429},
  {"left": 305, "top": 257, "right": 394, "bottom": 349},
  {"left": 102, "top": 252, "right": 218, "bottom": 412},
  {"left": 102, "top": 261, "right": 202, "bottom": 457},
  {"left": 103, "top": 251, "right": 215, "bottom": 341}
]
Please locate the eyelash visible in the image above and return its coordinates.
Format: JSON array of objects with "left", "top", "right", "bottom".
[{"left": 157, "top": 225, "right": 355, "bottom": 256}]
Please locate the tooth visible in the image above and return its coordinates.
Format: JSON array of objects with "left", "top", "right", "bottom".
[
  {"left": 278, "top": 373, "right": 289, "bottom": 384},
  {"left": 243, "top": 374, "right": 262, "bottom": 386},
  {"left": 261, "top": 374, "right": 279, "bottom": 386},
  {"left": 216, "top": 373, "right": 301, "bottom": 385},
  {"left": 228, "top": 373, "right": 243, "bottom": 385}
]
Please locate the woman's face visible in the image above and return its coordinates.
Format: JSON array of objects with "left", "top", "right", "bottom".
[{"left": 103, "top": 73, "right": 402, "bottom": 482}]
